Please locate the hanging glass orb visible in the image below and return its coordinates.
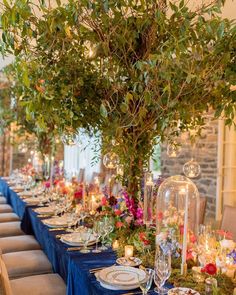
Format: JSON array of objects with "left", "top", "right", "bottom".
[
  {"left": 18, "top": 143, "right": 28, "bottom": 153},
  {"left": 116, "top": 164, "right": 124, "bottom": 176},
  {"left": 167, "top": 142, "right": 181, "bottom": 158},
  {"left": 183, "top": 159, "right": 201, "bottom": 178},
  {"left": 111, "top": 139, "right": 119, "bottom": 146},
  {"left": 103, "top": 152, "right": 119, "bottom": 169},
  {"left": 61, "top": 133, "right": 78, "bottom": 146}
]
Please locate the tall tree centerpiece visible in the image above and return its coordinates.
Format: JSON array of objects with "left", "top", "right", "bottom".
[{"left": 1, "top": 0, "right": 236, "bottom": 200}]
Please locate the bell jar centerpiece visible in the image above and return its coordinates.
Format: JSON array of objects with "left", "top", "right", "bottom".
[{"left": 156, "top": 175, "right": 200, "bottom": 275}]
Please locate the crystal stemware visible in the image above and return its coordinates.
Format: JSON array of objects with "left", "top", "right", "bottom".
[
  {"left": 80, "top": 229, "right": 92, "bottom": 253},
  {"left": 154, "top": 252, "right": 171, "bottom": 294},
  {"left": 139, "top": 268, "right": 154, "bottom": 295},
  {"left": 66, "top": 213, "right": 76, "bottom": 232},
  {"left": 92, "top": 222, "right": 102, "bottom": 253},
  {"left": 98, "top": 221, "right": 108, "bottom": 251}
]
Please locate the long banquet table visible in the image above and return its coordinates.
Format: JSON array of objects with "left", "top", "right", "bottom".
[{"left": 0, "top": 179, "right": 171, "bottom": 295}]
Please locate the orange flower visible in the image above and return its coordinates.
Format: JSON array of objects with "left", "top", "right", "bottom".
[
  {"left": 115, "top": 221, "right": 124, "bottom": 229},
  {"left": 114, "top": 209, "right": 122, "bottom": 216}
]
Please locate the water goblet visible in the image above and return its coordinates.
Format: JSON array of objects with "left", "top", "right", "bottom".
[
  {"left": 154, "top": 252, "right": 171, "bottom": 295},
  {"left": 66, "top": 213, "right": 75, "bottom": 232},
  {"left": 92, "top": 222, "right": 102, "bottom": 253},
  {"left": 80, "top": 229, "right": 92, "bottom": 253},
  {"left": 98, "top": 221, "right": 108, "bottom": 251},
  {"left": 139, "top": 268, "right": 154, "bottom": 295}
]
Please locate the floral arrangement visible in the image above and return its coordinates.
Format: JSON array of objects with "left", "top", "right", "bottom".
[
  {"left": 97, "top": 187, "right": 143, "bottom": 226},
  {"left": 44, "top": 178, "right": 84, "bottom": 203},
  {"left": 20, "top": 163, "right": 36, "bottom": 177},
  {"left": 169, "top": 269, "right": 235, "bottom": 295}
]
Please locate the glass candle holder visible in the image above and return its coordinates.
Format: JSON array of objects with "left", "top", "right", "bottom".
[
  {"left": 112, "top": 240, "right": 119, "bottom": 250},
  {"left": 125, "top": 245, "right": 134, "bottom": 258},
  {"left": 192, "top": 266, "right": 205, "bottom": 283},
  {"left": 205, "top": 277, "right": 217, "bottom": 295}
]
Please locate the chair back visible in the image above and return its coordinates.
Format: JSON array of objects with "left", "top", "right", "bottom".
[
  {"left": 0, "top": 256, "right": 13, "bottom": 295},
  {"left": 221, "top": 205, "right": 236, "bottom": 241}
]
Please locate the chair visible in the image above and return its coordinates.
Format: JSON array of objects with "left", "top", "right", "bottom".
[
  {"left": 0, "top": 256, "right": 66, "bottom": 295},
  {"left": 0, "top": 197, "right": 7, "bottom": 204},
  {"left": 0, "top": 213, "right": 20, "bottom": 223},
  {"left": 0, "top": 205, "right": 13, "bottom": 214},
  {"left": 2, "top": 250, "right": 53, "bottom": 279},
  {"left": 0, "top": 235, "right": 40, "bottom": 254},
  {"left": 221, "top": 205, "right": 236, "bottom": 241},
  {"left": 0, "top": 222, "right": 24, "bottom": 238}
]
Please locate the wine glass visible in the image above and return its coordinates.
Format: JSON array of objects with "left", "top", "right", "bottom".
[
  {"left": 154, "top": 252, "right": 171, "bottom": 294},
  {"left": 66, "top": 213, "right": 76, "bottom": 232},
  {"left": 98, "top": 220, "right": 108, "bottom": 251},
  {"left": 80, "top": 210, "right": 88, "bottom": 226},
  {"left": 92, "top": 222, "right": 102, "bottom": 253},
  {"left": 139, "top": 268, "right": 154, "bottom": 295},
  {"left": 80, "top": 229, "right": 92, "bottom": 253}
]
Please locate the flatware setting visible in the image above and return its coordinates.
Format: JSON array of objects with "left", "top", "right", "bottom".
[
  {"left": 122, "top": 291, "right": 150, "bottom": 295},
  {"left": 67, "top": 246, "right": 94, "bottom": 252},
  {"left": 89, "top": 264, "right": 115, "bottom": 274},
  {"left": 38, "top": 214, "right": 53, "bottom": 218},
  {"left": 49, "top": 227, "right": 67, "bottom": 231}
]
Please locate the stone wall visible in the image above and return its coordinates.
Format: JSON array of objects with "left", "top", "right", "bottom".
[{"left": 161, "top": 119, "right": 218, "bottom": 220}]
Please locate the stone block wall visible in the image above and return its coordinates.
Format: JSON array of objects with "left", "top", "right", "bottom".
[{"left": 161, "top": 119, "right": 218, "bottom": 220}]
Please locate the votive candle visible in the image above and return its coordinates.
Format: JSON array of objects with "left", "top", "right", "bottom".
[
  {"left": 112, "top": 240, "right": 119, "bottom": 250},
  {"left": 125, "top": 245, "right": 134, "bottom": 258}
]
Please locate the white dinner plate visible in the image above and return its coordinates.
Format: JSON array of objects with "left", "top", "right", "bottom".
[
  {"left": 23, "top": 198, "right": 41, "bottom": 205},
  {"left": 99, "top": 266, "right": 146, "bottom": 287},
  {"left": 34, "top": 206, "right": 55, "bottom": 215},
  {"left": 96, "top": 272, "right": 140, "bottom": 290},
  {"left": 43, "top": 216, "right": 69, "bottom": 228},
  {"left": 11, "top": 186, "right": 24, "bottom": 192},
  {"left": 60, "top": 232, "right": 96, "bottom": 246},
  {"left": 18, "top": 191, "right": 34, "bottom": 197},
  {"left": 168, "top": 287, "right": 200, "bottom": 295}
]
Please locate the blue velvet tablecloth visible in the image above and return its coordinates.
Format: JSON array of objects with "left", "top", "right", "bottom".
[{"left": 0, "top": 179, "right": 172, "bottom": 295}]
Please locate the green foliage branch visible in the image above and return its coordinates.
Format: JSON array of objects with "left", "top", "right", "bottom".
[{"left": 1, "top": 0, "right": 236, "bottom": 197}]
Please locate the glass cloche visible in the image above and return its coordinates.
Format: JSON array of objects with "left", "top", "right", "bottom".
[{"left": 156, "top": 175, "right": 200, "bottom": 240}]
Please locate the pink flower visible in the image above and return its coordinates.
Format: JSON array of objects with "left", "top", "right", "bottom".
[
  {"left": 136, "top": 207, "right": 143, "bottom": 219},
  {"left": 179, "top": 225, "right": 184, "bottom": 235},
  {"left": 186, "top": 250, "right": 194, "bottom": 261},
  {"left": 157, "top": 212, "right": 164, "bottom": 221},
  {"left": 44, "top": 181, "right": 51, "bottom": 188},
  {"left": 135, "top": 218, "right": 143, "bottom": 226},
  {"left": 125, "top": 216, "right": 133, "bottom": 225},
  {"left": 216, "top": 230, "right": 233, "bottom": 240},
  {"left": 115, "top": 221, "right": 124, "bottom": 228},
  {"left": 190, "top": 234, "right": 197, "bottom": 244}
]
